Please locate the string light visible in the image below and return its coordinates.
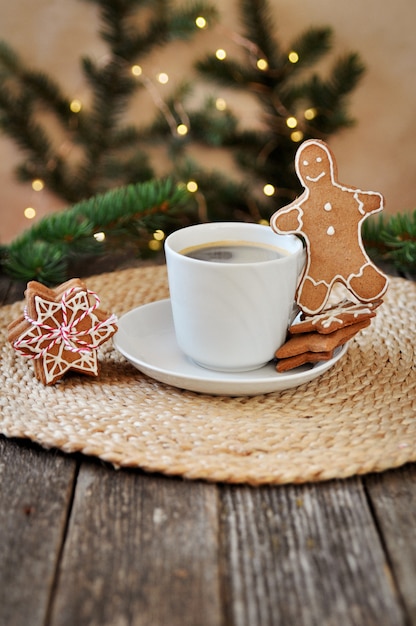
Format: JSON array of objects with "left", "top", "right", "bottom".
[
  {"left": 215, "top": 49, "right": 227, "bottom": 60},
  {"left": 139, "top": 74, "right": 178, "bottom": 135},
  {"left": 69, "top": 99, "right": 82, "bottom": 113},
  {"left": 304, "top": 107, "right": 317, "bottom": 120},
  {"left": 263, "top": 184, "right": 275, "bottom": 197},
  {"left": 31, "top": 179, "right": 44, "bottom": 191},
  {"left": 257, "top": 58, "right": 268, "bottom": 71},
  {"left": 288, "top": 51, "right": 299, "bottom": 64},
  {"left": 148, "top": 239, "right": 162, "bottom": 251},
  {"left": 132, "top": 65, "right": 190, "bottom": 141},
  {"left": 157, "top": 72, "right": 169, "bottom": 84},
  {"left": 153, "top": 229, "right": 165, "bottom": 241},
  {"left": 291, "top": 130, "right": 304, "bottom": 142},
  {"left": 94, "top": 232, "right": 106, "bottom": 242},
  {"left": 24, "top": 207, "right": 36, "bottom": 220},
  {"left": 195, "top": 16, "right": 207, "bottom": 29},
  {"left": 186, "top": 180, "right": 198, "bottom": 193},
  {"left": 286, "top": 116, "right": 298, "bottom": 129},
  {"left": 215, "top": 98, "right": 227, "bottom": 111},
  {"left": 148, "top": 229, "right": 166, "bottom": 251},
  {"left": 177, "top": 124, "right": 189, "bottom": 136}
]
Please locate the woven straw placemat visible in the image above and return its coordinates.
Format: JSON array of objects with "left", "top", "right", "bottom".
[{"left": 1, "top": 264, "right": 415, "bottom": 485}]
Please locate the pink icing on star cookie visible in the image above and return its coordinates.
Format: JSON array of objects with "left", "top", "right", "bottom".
[{"left": 8, "top": 279, "right": 118, "bottom": 385}]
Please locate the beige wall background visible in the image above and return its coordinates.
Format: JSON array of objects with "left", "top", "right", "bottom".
[{"left": 0, "top": 0, "right": 415, "bottom": 244}]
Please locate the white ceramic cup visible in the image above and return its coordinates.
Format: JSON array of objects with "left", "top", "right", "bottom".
[{"left": 165, "top": 222, "right": 305, "bottom": 372}]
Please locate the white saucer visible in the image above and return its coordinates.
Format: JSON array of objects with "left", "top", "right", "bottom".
[{"left": 113, "top": 299, "right": 348, "bottom": 396}]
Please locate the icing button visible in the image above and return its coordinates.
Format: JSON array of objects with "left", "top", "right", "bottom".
[
  {"left": 324, "top": 202, "right": 332, "bottom": 211},
  {"left": 327, "top": 226, "right": 335, "bottom": 236}
]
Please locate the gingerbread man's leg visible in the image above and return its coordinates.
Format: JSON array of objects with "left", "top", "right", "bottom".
[
  {"left": 348, "top": 263, "right": 388, "bottom": 302},
  {"left": 297, "top": 276, "right": 330, "bottom": 314}
]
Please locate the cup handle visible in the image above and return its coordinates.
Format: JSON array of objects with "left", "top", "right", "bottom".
[{"left": 297, "top": 246, "right": 307, "bottom": 275}]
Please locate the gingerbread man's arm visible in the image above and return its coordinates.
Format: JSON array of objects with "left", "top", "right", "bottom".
[
  {"left": 354, "top": 190, "right": 383, "bottom": 216},
  {"left": 270, "top": 202, "right": 303, "bottom": 235}
]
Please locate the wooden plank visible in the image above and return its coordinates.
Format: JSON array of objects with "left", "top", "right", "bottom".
[
  {"left": 219, "top": 478, "right": 405, "bottom": 626},
  {"left": 0, "top": 437, "right": 77, "bottom": 626},
  {"left": 364, "top": 465, "right": 416, "bottom": 624},
  {"left": 49, "top": 464, "right": 221, "bottom": 626}
]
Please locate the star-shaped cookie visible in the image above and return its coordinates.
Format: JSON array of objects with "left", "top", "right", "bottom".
[
  {"left": 288, "top": 299, "right": 382, "bottom": 335},
  {"left": 8, "top": 279, "right": 118, "bottom": 385}
]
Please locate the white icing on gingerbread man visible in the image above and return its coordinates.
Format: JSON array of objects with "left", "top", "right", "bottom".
[{"left": 270, "top": 139, "right": 388, "bottom": 314}]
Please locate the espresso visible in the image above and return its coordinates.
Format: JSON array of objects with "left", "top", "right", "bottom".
[{"left": 181, "top": 240, "right": 288, "bottom": 263}]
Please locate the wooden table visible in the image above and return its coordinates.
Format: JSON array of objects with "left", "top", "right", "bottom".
[{"left": 1, "top": 270, "right": 415, "bottom": 626}]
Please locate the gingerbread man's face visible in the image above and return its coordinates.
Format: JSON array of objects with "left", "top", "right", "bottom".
[{"left": 296, "top": 142, "right": 334, "bottom": 188}]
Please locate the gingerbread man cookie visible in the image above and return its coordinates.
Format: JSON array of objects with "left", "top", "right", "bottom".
[{"left": 270, "top": 139, "right": 388, "bottom": 314}]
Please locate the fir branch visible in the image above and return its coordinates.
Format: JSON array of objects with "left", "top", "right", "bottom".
[
  {"left": 188, "top": 102, "right": 239, "bottom": 146},
  {"left": 239, "top": 0, "right": 281, "bottom": 66},
  {"left": 330, "top": 53, "right": 366, "bottom": 95},
  {"left": 287, "top": 27, "right": 333, "bottom": 70},
  {"left": 0, "top": 41, "right": 73, "bottom": 125},
  {"left": 92, "top": 0, "right": 140, "bottom": 49},
  {"left": 196, "top": 56, "right": 256, "bottom": 88},
  {"left": 18, "top": 71, "right": 73, "bottom": 123},
  {"left": 166, "top": 2, "right": 219, "bottom": 40},
  {"left": 0, "top": 41, "right": 20, "bottom": 73},
  {"left": 1, "top": 178, "right": 191, "bottom": 285},
  {"left": 304, "top": 54, "right": 365, "bottom": 133},
  {"left": 363, "top": 210, "right": 416, "bottom": 272}
]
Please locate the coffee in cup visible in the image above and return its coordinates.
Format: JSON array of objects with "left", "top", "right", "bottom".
[{"left": 181, "top": 240, "right": 289, "bottom": 263}]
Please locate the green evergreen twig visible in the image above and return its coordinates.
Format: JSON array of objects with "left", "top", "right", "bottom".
[
  {"left": 0, "top": 178, "right": 191, "bottom": 285},
  {"left": 363, "top": 210, "right": 416, "bottom": 273}
]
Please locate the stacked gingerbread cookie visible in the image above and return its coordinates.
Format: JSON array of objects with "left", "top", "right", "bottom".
[{"left": 275, "top": 300, "right": 381, "bottom": 372}]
